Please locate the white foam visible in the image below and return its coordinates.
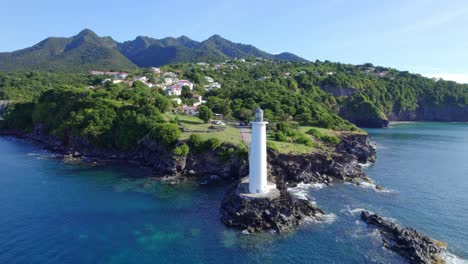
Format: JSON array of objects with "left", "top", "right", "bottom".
[
  {"left": 340, "top": 205, "right": 373, "bottom": 216},
  {"left": 358, "top": 162, "right": 373, "bottom": 168},
  {"left": 441, "top": 251, "right": 468, "bottom": 264},
  {"left": 354, "top": 179, "right": 392, "bottom": 193},
  {"left": 287, "top": 182, "right": 313, "bottom": 200},
  {"left": 305, "top": 213, "right": 337, "bottom": 224}
]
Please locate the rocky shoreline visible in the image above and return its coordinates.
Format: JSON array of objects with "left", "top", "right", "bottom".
[
  {"left": 1, "top": 127, "right": 378, "bottom": 233},
  {"left": 361, "top": 210, "right": 445, "bottom": 264}
]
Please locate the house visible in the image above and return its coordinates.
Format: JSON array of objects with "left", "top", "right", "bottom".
[
  {"left": 205, "top": 82, "right": 221, "bottom": 91},
  {"left": 171, "top": 98, "right": 182, "bottom": 105},
  {"left": 180, "top": 105, "right": 199, "bottom": 116},
  {"left": 192, "top": 94, "right": 206, "bottom": 107},
  {"left": 176, "top": 80, "right": 194, "bottom": 90},
  {"left": 166, "top": 85, "right": 182, "bottom": 96},
  {"left": 164, "top": 78, "right": 177, "bottom": 85},
  {"left": 197, "top": 62, "right": 209, "bottom": 67},
  {"left": 238, "top": 59, "right": 246, "bottom": 63},
  {"left": 91, "top": 71, "right": 128, "bottom": 80},
  {"left": 151, "top": 67, "right": 161, "bottom": 74},
  {"left": 162, "top": 72, "right": 178, "bottom": 78},
  {"left": 133, "top": 76, "right": 148, "bottom": 82},
  {"left": 204, "top": 76, "right": 214, "bottom": 83}
]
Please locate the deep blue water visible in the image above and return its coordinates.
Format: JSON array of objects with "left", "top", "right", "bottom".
[{"left": 0, "top": 122, "right": 467, "bottom": 263}]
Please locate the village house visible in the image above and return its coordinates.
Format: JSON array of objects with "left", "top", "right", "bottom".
[
  {"left": 180, "top": 105, "right": 199, "bottom": 116},
  {"left": 204, "top": 76, "right": 214, "bottom": 83},
  {"left": 151, "top": 67, "right": 161, "bottom": 74},
  {"left": 91, "top": 71, "right": 128, "bottom": 80},
  {"left": 192, "top": 94, "right": 206, "bottom": 107},
  {"left": 166, "top": 85, "right": 182, "bottom": 96},
  {"left": 162, "top": 72, "right": 178, "bottom": 78},
  {"left": 171, "top": 98, "right": 182, "bottom": 105},
  {"left": 205, "top": 82, "right": 221, "bottom": 91},
  {"left": 164, "top": 78, "right": 178, "bottom": 85},
  {"left": 176, "top": 80, "right": 194, "bottom": 90}
]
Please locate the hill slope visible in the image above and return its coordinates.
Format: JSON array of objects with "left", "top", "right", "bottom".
[{"left": 0, "top": 29, "right": 308, "bottom": 72}]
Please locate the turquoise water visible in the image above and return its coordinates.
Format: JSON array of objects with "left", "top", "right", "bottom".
[{"left": 0, "top": 122, "right": 467, "bottom": 263}]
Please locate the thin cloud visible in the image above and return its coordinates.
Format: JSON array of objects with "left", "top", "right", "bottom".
[
  {"left": 423, "top": 73, "right": 468, "bottom": 84},
  {"left": 401, "top": 7, "right": 468, "bottom": 33}
]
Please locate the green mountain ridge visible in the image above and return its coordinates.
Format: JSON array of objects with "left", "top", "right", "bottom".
[{"left": 0, "top": 29, "right": 308, "bottom": 72}]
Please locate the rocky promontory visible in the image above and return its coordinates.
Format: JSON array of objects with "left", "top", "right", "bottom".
[
  {"left": 220, "top": 179, "right": 323, "bottom": 233},
  {"left": 361, "top": 210, "right": 445, "bottom": 264}
]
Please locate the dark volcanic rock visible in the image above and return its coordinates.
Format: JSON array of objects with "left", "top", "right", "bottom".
[
  {"left": 220, "top": 181, "right": 323, "bottom": 233},
  {"left": 269, "top": 133, "right": 376, "bottom": 185},
  {"left": 361, "top": 210, "right": 444, "bottom": 264}
]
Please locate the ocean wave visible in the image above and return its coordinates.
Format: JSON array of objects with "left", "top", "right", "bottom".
[
  {"left": 27, "top": 151, "right": 57, "bottom": 159},
  {"left": 354, "top": 179, "right": 392, "bottom": 193},
  {"left": 287, "top": 182, "right": 326, "bottom": 201},
  {"left": 358, "top": 162, "right": 373, "bottom": 168},
  {"left": 340, "top": 205, "right": 371, "bottom": 216},
  {"left": 440, "top": 251, "right": 468, "bottom": 264},
  {"left": 305, "top": 213, "right": 337, "bottom": 225}
]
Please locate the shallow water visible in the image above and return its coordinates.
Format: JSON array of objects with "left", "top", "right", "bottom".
[{"left": 0, "top": 122, "right": 467, "bottom": 263}]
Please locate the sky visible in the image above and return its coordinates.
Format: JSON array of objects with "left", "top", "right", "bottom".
[{"left": 1, "top": 0, "right": 468, "bottom": 83}]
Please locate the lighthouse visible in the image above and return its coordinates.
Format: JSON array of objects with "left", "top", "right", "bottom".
[{"left": 249, "top": 108, "right": 269, "bottom": 194}]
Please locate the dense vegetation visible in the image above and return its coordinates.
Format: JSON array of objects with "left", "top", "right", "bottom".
[
  {"left": 2, "top": 83, "right": 174, "bottom": 150},
  {"left": 1, "top": 58, "right": 468, "bottom": 152}
]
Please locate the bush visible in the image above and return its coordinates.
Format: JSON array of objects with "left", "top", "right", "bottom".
[
  {"left": 205, "top": 137, "right": 222, "bottom": 151},
  {"left": 295, "top": 133, "right": 313, "bottom": 147},
  {"left": 150, "top": 123, "right": 181, "bottom": 146},
  {"left": 173, "top": 143, "right": 190, "bottom": 156},
  {"left": 274, "top": 131, "right": 287, "bottom": 142},
  {"left": 188, "top": 134, "right": 204, "bottom": 151},
  {"left": 307, "top": 128, "right": 341, "bottom": 145}
]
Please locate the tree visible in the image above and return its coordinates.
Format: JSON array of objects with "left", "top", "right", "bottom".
[{"left": 198, "top": 105, "right": 213, "bottom": 123}]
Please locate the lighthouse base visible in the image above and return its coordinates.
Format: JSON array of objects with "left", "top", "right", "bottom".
[
  {"left": 220, "top": 178, "right": 324, "bottom": 233},
  {"left": 236, "top": 177, "right": 280, "bottom": 200}
]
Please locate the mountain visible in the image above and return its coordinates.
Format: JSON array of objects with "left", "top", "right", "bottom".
[
  {"left": 0, "top": 29, "right": 137, "bottom": 72},
  {"left": 0, "top": 29, "right": 308, "bottom": 72}
]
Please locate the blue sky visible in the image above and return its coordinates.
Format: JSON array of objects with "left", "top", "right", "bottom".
[{"left": 2, "top": 0, "right": 468, "bottom": 82}]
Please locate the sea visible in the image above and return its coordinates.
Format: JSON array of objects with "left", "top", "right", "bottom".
[{"left": 0, "top": 122, "right": 467, "bottom": 263}]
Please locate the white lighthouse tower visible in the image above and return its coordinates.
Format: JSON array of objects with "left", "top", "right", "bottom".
[{"left": 249, "top": 108, "right": 269, "bottom": 194}]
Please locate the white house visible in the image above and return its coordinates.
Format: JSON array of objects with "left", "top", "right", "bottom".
[
  {"left": 151, "top": 67, "right": 161, "bottom": 74},
  {"left": 171, "top": 98, "right": 182, "bottom": 105},
  {"left": 176, "top": 80, "right": 194, "bottom": 90},
  {"left": 204, "top": 76, "right": 214, "bottom": 83},
  {"left": 166, "top": 84, "right": 182, "bottom": 96},
  {"left": 192, "top": 94, "right": 206, "bottom": 107},
  {"left": 164, "top": 78, "right": 177, "bottom": 85},
  {"left": 205, "top": 82, "right": 221, "bottom": 91},
  {"left": 162, "top": 72, "right": 178, "bottom": 78},
  {"left": 180, "top": 105, "right": 199, "bottom": 116}
]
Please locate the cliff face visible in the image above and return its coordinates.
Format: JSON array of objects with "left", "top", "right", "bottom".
[
  {"left": 269, "top": 133, "right": 376, "bottom": 184},
  {"left": 388, "top": 104, "right": 468, "bottom": 122}
]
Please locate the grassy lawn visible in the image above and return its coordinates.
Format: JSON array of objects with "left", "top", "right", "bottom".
[
  {"left": 164, "top": 113, "right": 356, "bottom": 154},
  {"left": 164, "top": 113, "right": 243, "bottom": 145}
]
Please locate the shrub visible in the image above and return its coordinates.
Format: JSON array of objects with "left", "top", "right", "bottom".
[
  {"left": 150, "top": 123, "right": 181, "bottom": 146},
  {"left": 307, "top": 128, "right": 341, "bottom": 145},
  {"left": 188, "top": 134, "right": 204, "bottom": 151},
  {"left": 295, "top": 133, "right": 313, "bottom": 147},
  {"left": 173, "top": 143, "right": 190, "bottom": 156},
  {"left": 274, "top": 131, "right": 287, "bottom": 142},
  {"left": 205, "top": 137, "right": 222, "bottom": 151}
]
